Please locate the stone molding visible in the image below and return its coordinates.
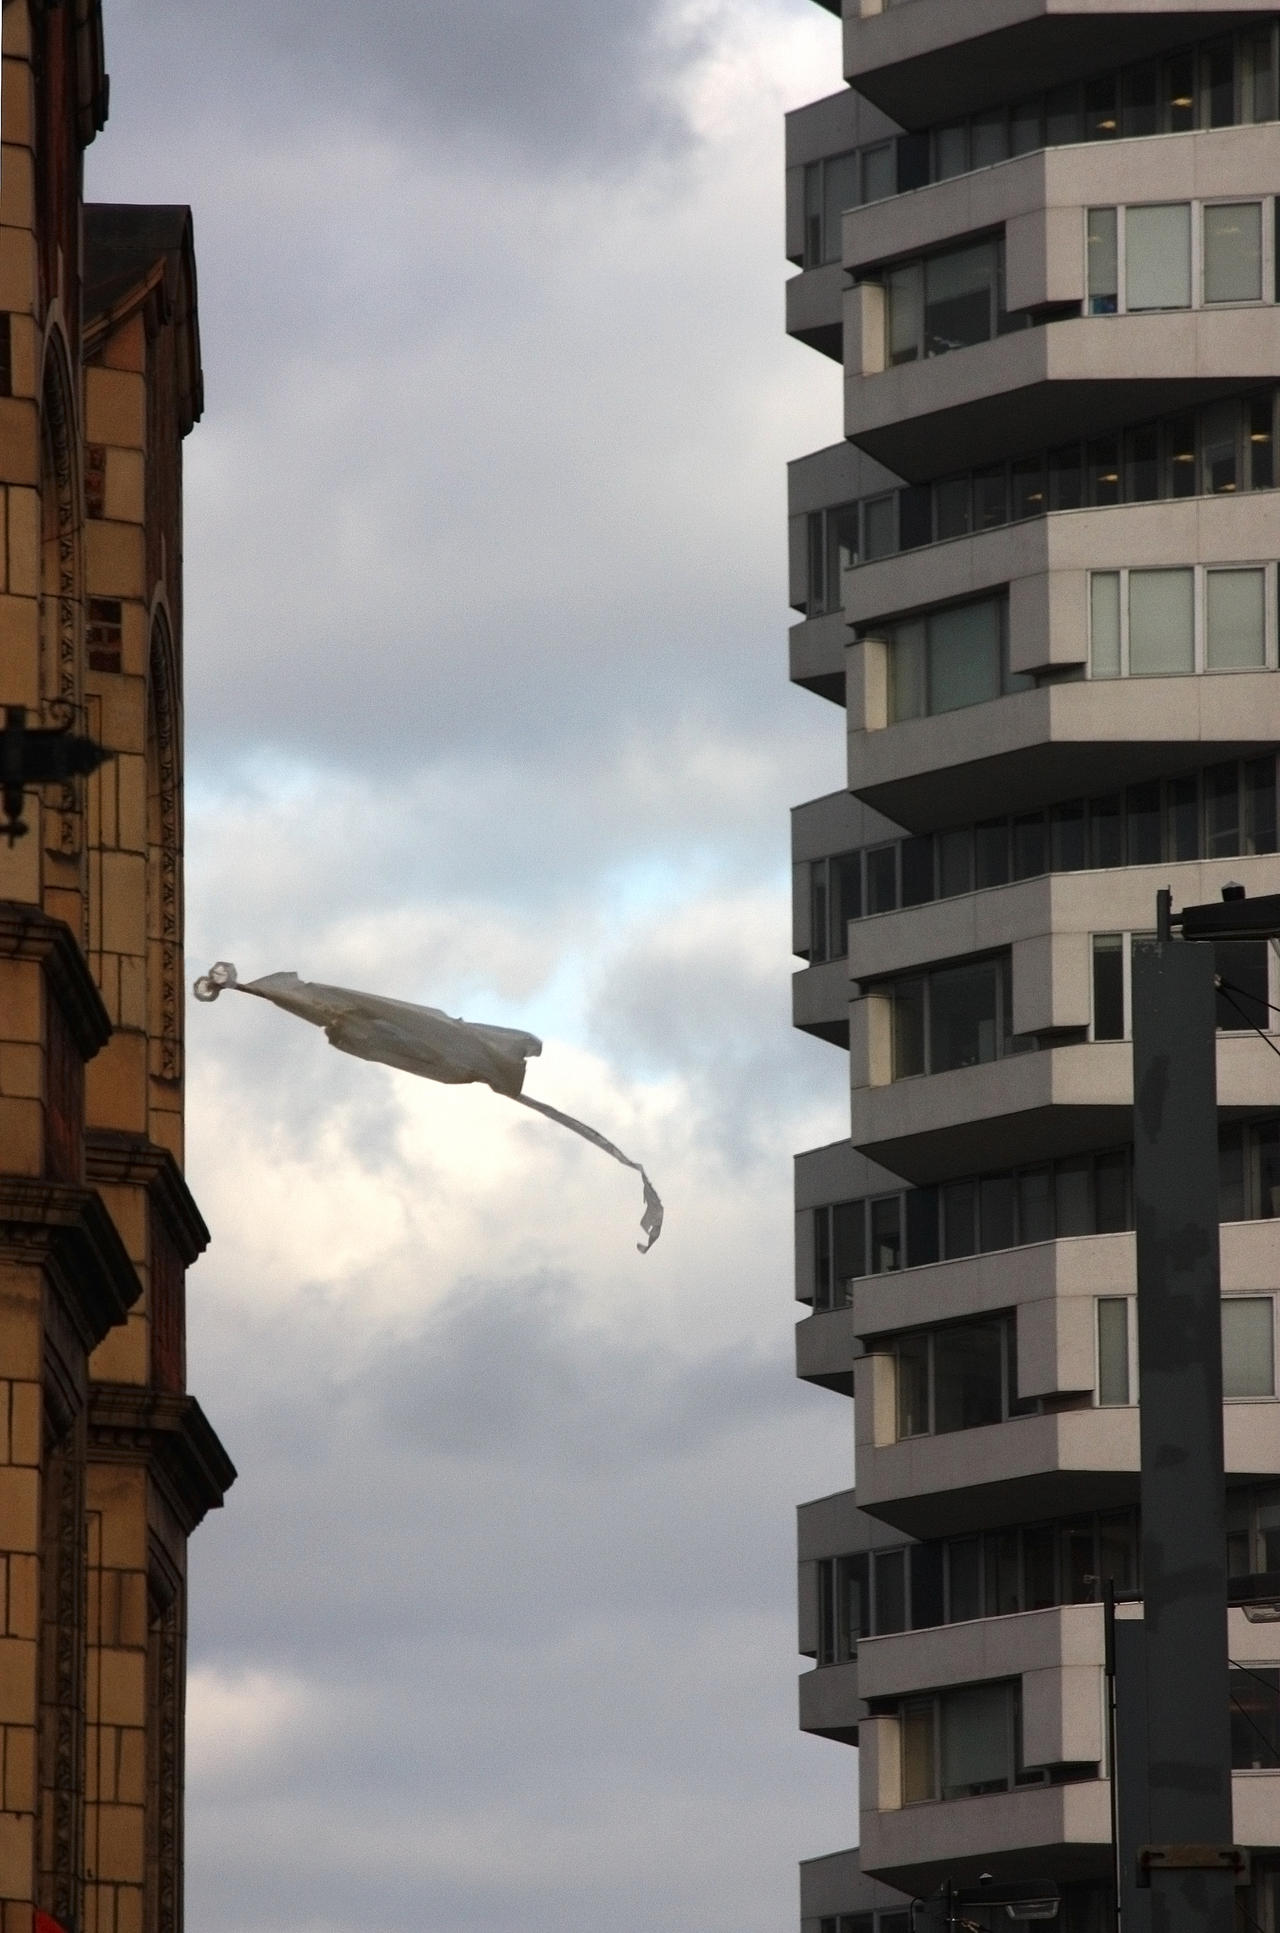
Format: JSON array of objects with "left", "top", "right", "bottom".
[
  {"left": 88, "top": 1384, "right": 236, "bottom": 1535},
  {"left": 85, "top": 1129, "right": 209, "bottom": 1265},
  {"left": 0, "top": 900, "right": 110, "bottom": 1058}
]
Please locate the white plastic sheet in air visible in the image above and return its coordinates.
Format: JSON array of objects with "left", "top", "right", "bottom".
[{"left": 194, "top": 962, "right": 662, "bottom": 1252}]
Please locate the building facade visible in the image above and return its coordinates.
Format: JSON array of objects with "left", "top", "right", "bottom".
[
  {"left": 787, "top": 6, "right": 1280, "bottom": 1930},
  {"left": 0, "top": 6, "right": 233, "bottom": 1933}
]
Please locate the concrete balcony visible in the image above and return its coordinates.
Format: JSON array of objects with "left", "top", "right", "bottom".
[
  {"left": 788, "top": 264, "right": 845, "bottom": 362},
  {"left": 846, "top": 309, "right": 1280, "bottom": 481},
  {"left": 846, "top": 492, "right": 1280, "bottom": 649},
  {"left": 842, "top": 0, "right": 1276, "bottom": 129},
  {"left": 800, "top": 1849, "right": 911, "bottom": 1930},
  {"left": 797, "top": 1304, "right": 857, "bottom": 1394},
  {"left": 790, "top": 612, "right": 849, "bottom": 704},
  {"left": 846, "top": 666, "right": 1280, "bottom": 833},
  {"left": 794, "top": 958, "right": 852, "bottom": 1047},
  {"left": 848, "top": 1030, "right": 1280, "bottom": 1182},
  {"left": 800, "top": 1656, "right": 863, "bottom": 1742}
]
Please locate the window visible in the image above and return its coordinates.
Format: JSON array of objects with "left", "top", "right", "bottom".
[
  {"left": 803, "top": 150, "right": 862, "bottom": 268},
  {"left": 817, "top": 1554, "right": 866, "bottom": 1663},
  {"left": 899, "top": 1681, "right": 1025, "bottom": 1802},
  {"left": 891, "top": 1313, "right": 1030, "bottom": 1439},
  {"left": 806, "top": 502, "right": 858, "bottom": 615},
  {"left": 1092, "top": 932, "right": 1271, "bottom": 1038},
  {"left": 807, "top": 851, "right": 861, "bottom": 963},
  {"left": 1094, "top": 1295, "right": 1275, "bottom": 1403},
  {"left": 1089, "top": 565, "right": 1274, "bottom": 677},
  {"left": 884, "top": 237, "right": 1017, "bottom": 364},
  {"left": 812, "top": 1199, "right": 865, "bottom": 1310},
  {"left": 881, "top": 595, "right": 1030, "bottom": 723},
  {"left": 820, "top": 1913, "right": 911, "bottom": 1933},
  {"left": 1230, "top": 1667, "right": 1280, "bottom": 1769},
  {"left": 1087, "top": 200, "right": 1271, "bottom": 313},
  {"left": 887, "top": 953, "right": 1022, "bottom": 1079}
]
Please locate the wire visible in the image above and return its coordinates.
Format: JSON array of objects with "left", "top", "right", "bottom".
[
  {"left": 1215, "top": 979, "right": 1280, "bottom": 1065},
  {"left": 1218, "top": 976, "right": 1280, "bottom": 1023}
]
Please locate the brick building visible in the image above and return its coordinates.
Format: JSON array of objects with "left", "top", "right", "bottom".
[{"left": 0, "top": 5, "right": 234, "bottom": 1933}]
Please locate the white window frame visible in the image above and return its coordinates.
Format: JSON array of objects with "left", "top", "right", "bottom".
[
  {"left": 1095, "top": 1293, "right": 1277, "bottom": 1403},
  {"left": 1088, "top": 564, "right": 1277, "bottom": 678},
  {"left": 1085, "top": 198, "right": 1273, "bottom": 313}
]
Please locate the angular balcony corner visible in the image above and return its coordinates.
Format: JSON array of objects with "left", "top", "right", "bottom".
[
  {"left": 794, "top": 958, "right": 852, "bottom": 1046},
  {"left": 842, "top": 0, "right": 1274, "bottom": 128},
  {"left": 788, "top": 264, "right": 846, "bottom": 362},
  {"left": 847, "top": 672, "right": 1280, "bottom": 832},
  {"left": 858, "top": 1772, "right": 1113, "bottom": 1897},
  {"left": 800, "top": 1848, "right": 911, "bottom": 1926},
  {"left": 791, "top": 613, "right": 850, "bottom": 704},
  {"left": 800, "top": 1655, "right": 863, "bottom": 1742},
  {"left": 797, "top": 1304, "right": 857, "bottom": 1394}
]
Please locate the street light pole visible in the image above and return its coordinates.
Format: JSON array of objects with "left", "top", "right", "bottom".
[{"left": 1128, "top": 934, "right": 1236, "bottom": 1933}]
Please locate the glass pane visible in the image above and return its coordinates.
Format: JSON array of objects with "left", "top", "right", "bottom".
[
  {"left": 934, "top": 475, "right": 971, "bottom": 540},
  {"left": 822, "top": 151, "right": 862, "bottom": 262},
  {"left": 875, "top": 1547, "right": 907, "bottom": 1633},
  {"left": 1090, "top": 573, "right": 1122, "bottom": 677},
  {"left": 933, "top": 1320, "right": 1005, "bottom": 1432},
  {"left": 1205, "top": 202, "right": 1262, "bottom": 302},
  {"left": 866, "top": 844, "right": 897, "bottom": 914},
  {"left": 973, "top": 464, "right": 1008, "bottom": 530},
  {"left": 1086, "top": 206, "right": 1118, "bottom": 314},
  {"left": 832, "top": 1199, "right": 865, "bottom": 1294},
  {"left": 1055, "top": 1158, "right": 1093, "bottom": 1237},
  {"left": 1084, "top": 75, "right": 1119, "bottom": 141},
  {"left": 1223, "top": 1297, "right": 1275, "bottom": 1399},
  {"left": 948, "top": 1537, "right": 983, "bottom": 1621},
  {"left": 1024, "top": 1524, "right": 1057, "bottom": 1608},
  {"left": 1093, "top": 935, "right": 1126, "bottom": 1040},
  {"left": 896, "top": 1332, "right": 931, "bottom": 1437},
  {"left": 1045, "top": 84, "right": 1082, "bottom": 146},
  {"left": 984, "top": 1528, "right": 1021, "bottom": 1616},
  {"left": 1206, "top": 569, "right": 1266, "bottom": 668},
  {"left": 1258, "top": 1122, "right": 1280, "bottom": 1219},
  {"left": 1165, "top": 414, "right": 1198, "bottom": 496},
  {"left": 1095, "top": 1150, "right": 1130, "bottom": 1234},
  {"left": 1202, "top": 400, "right": 1239, "bottom": 495},
  {"left": 1098, "top": 1511, "right": 1137, "bottom": 1594},
  {"left": 899, "top": 484, "right": 931, "bottom": 551},
  {"left": 1214, "top": 940, "right": 1269, "bottom": 1032},
  {"left": 1205, "top": 761, "right": 1241, "bottom": 857},
  {"left": 1126, "top": 781, "right": 1162, "bottom": 864},
  {"left": 1090, "top": 794, "right": 1123, "bottom": 867},
  {"left": 1048, "top": 443, "right": 1083, "bottom": 511},
  {"left": 1011, "top": 455, "right": 1046, "bottom": 519},
  {"left": 1129, "top": 568, "right": 1194, "bottom": 675},
  {"left": 1088, "top": 437, "right": 1121, "bottom": 505},
  {"left": 940, "top": 1683, "right": 1011, "bottom": 1796},
  {"left": 1164, "top": 52, "right": 1196, "bottom": 133},
  {"left": 810, "top": 866, "right": 829, "bottom": 964},
  {"left": 863, "top": 494, "right": 897, "bottom": 560},
  {"left": 1245, "top": 757, "right": 1278, "bottom": 854},
  {"left": 1168, "top": 775, "right": 1200, "bottom": 860},
  {"left": 1229, "top": 1667, "right": 1280, "bottom": 1770},
  {"left": 1122, "top": 62, "right": 1159, "bottom": 138},
  {"left": 1125, "top": 203, "right": 1192, "bottom": 310},
  {"left": 937, "top": 828, "right": 972, "bottom": 897},
  {"left": 870, "top": 1195, "right": 904, "bottom": 1274},
  {"left": 1105, "top": 1298, "right": 1136, "bottom": 1407},
  {"left": 1244, "top": 28, "right": 1278, "bottom": 124},
  {"left": 803, "top": 162, "right": 822, "bottom": 268},
  {"left": 901, "top": 1702, "right": 936, "bottom": 1802},
  {"left": 971, "top": 111, "right": 1009, "bottom": 168},
  {"left": 1201, "top": 37, "right": 1236, "bottom": 129},
  {"left": 1219, "top": 1123, "right": 1246, "bottom": 1223},
  {"left": 929, "top": 960, "right": 1001, "bottom": 1072},
  {"left": 1051, "top": 801, "right": 1086, "bottom": 871},
  {"left": 979, "top": 1173, "right": 1017, "bottom": 1253},
  {"left": 924, "top": 242, "right": 996, "bottom": 356},
  {"left": 896, "top": 131, "right": 929, "bottom": 192},
  {"left": 1010, "top": 99, "right": 1041, "bottom": 155},
  {"left": 941, "top": 1179, "right": 977, "bottom": 1260},
  {"left": 827, "top": 504, "right": 859, "bottom": 601},
  {"left": 887, "top": 263, "right": 923, "bottom": 365},
  {"left": 927, "top": 599, "right": 1003, "bottom": 715},
  {"left": 901, "top": 836, "right": 935, "bottom": 907},
  {"left": 862, "top": 143, "right": 896, "bottom": 203},
  {"left": 841, "top": 1553, "right": 869, "bottom": 1651},
  {"left": 888, "top": 622, "right": 926, "bottom": 722},
  {"left": 910, "top": 1543, "right": 945, "bottom": 1629},
  {"left": 934, "top": 124, "right": 968, "bottom": 180},
  {"left": 893, "top": 977, "right": 926, "bottom": 1078},
  {"left": 1248, "top": 392, "right": 1275, "bottom": 491},
  {"left": 1125, "top": 423, "right": 1159, "bottom": 502},
  {"left": 1259, "top": 1486, "right": 1280, "bottom": 1570},
  {"left": 832, "top": 852, "right": 862, "bottom": 938},
  {"left": 1012, "top": 813, "right": 1046, "bottom": 880},
  {"left": 906, "top": 1186, "right": 940, "bottom": 1268},
  {"left": 975, "top": 819, "right": 1010, "bottom": 888},
  {"left": 1018, "top": 1167, "right": 1054, "bottom": 1244},
  {"left": 1060, "top": 1520, "right": 1096, "bottom": 1602}
]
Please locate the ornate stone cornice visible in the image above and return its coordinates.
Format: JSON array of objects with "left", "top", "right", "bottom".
[
  {"left": 89, "top": 1384, "right": 237, "bottom": 1534},
  {"left": 0, "top": 1176, "right": 139, "bottom": 1347},
  {"left": 0, "top": 901, "right": 110, "bottom": 1060},
  {"left": 85, "top": 1130, "right": 210, "bottom": 1265}
]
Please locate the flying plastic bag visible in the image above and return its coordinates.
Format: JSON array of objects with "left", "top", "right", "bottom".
[{"left": 193, "top": 962, "right": 663, "bottom": 1253}]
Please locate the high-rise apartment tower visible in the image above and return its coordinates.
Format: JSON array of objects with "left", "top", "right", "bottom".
[{"left": 788, "top": 7, "right": 1280, "bottom": 1930}]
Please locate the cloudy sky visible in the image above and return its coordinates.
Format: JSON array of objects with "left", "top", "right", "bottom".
[{"left": 86, "top": 3, "right": 855, "bottom": 1927}]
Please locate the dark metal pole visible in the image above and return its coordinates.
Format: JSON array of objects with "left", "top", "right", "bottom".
[{"left": 1130, "top": 939, "right": 1235, "bottom": 1933}]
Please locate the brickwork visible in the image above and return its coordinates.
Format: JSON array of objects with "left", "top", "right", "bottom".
[{"left": 0, "top": 5, "right": 233, "bottom": 1930}]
